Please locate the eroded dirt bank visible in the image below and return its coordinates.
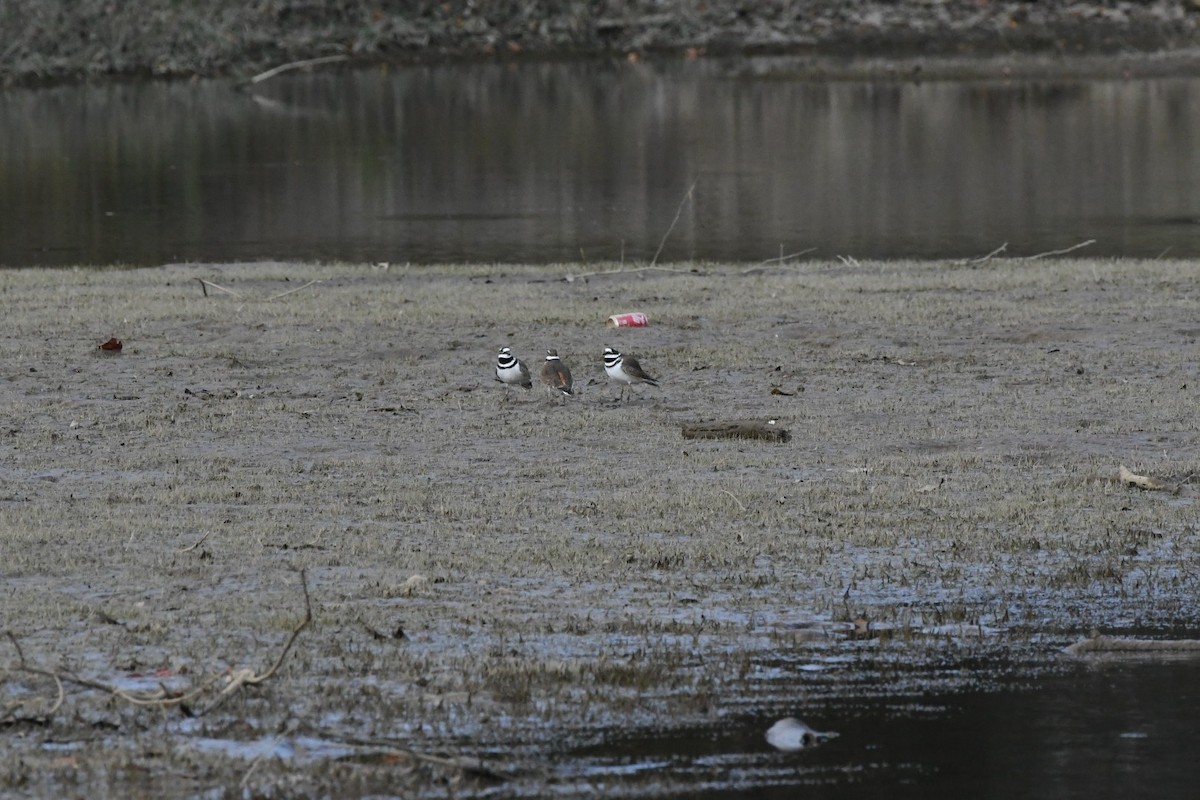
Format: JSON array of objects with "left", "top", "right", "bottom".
[
  {"left": 1, "top": 259, "right": 1198, "bottom": 796},
  {"left": 4, "top": 1, "right": 1200, "bottom": 84}
]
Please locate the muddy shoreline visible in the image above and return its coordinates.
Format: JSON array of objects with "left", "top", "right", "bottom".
[
  {"left": 1, "top": 259, "right": 1198, "bottom": 796},
  {"left": 4, "top": 1, "right": 1200, "bottom": 85}
]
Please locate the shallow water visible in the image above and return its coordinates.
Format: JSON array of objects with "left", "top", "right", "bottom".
[
  {"left": 564, "top": 656, "right": 1200, "bottom": 798},
  {"left": 2, "top": 61, "right": 1200, "bottom": 266}
]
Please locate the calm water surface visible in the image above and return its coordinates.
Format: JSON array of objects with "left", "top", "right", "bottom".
[
  {"left": 569, "top": 656, "right": 1200, "bottom": 798},
  {"left": 2, "top": 60, "right": 1200, "bottom": 266}
]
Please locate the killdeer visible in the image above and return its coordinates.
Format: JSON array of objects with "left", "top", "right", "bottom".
[
  {"left": 494, "top": 347, "right": 532, "bottom": 391},
  {"left": 765, "top": 718, "right": 839, "bottom": 752},
  {"left": 603, "top": 346, "right": 658, "bottom": 400},
  {"left": 540, "top": 350, "right": 573, "bottom": 398}
]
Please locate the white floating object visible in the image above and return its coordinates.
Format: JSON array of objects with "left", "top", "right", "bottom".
[{"left": 765, "top": 717, "right": 838, "bottom": 751}]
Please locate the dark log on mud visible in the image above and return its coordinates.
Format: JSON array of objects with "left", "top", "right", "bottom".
[{"left": 681, "top": 420, "right": 790, "bottom": 443}]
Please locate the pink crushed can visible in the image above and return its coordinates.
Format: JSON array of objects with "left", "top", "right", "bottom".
[{"left": 606, "top": 312, "right": 649, "bottom": 328}]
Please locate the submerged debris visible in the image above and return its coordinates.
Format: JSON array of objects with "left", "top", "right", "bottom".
[{"left": 1064, "top": 635, "right": 1200, "bottom": 655}]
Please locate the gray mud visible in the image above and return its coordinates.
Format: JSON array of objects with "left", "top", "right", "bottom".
[{"left": 2, "top": 259, "right": 1198, "bottom": 796}]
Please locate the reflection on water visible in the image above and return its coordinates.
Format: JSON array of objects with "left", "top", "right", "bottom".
[
  {"left": 568, "top": 657, "right": 1200, "bottom": 798},
  {"left": 2, "top": 61, "right": 1200, "bottom": 267}
]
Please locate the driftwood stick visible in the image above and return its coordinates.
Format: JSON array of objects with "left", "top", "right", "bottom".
[
  {"left": 565, "top": 264, "right": 695, "bottom": 282},
  {"left": 757, "top": 247, "right": 817, "bottom": 266},
  {"left": 681, "top": 420, "right": 791, "bottom": 443},
  {"left": 956, "top": 242, "right": 1008, "bottom": 265},
  {"left": 248, "top": 55, "right": 349, "bottom": 85},
  {"left": 198, "top": 278, "right": 242, "bottom": 298},
  {"left": 265, "top": 279, "right": 321, "bottom": 301},
  {"left": 1022, "top": 239, "right": 1096, "bottom": 260},
  {"left": 177, "top": 530, "right": 212, "bottom": 553}
]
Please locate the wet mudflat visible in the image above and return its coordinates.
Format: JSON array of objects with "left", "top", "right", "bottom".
[{"left": 1, "top": 258, "right": 1199, "bottom": 797}]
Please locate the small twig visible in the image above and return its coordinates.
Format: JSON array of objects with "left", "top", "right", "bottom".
[
  {"left": 565, "top": 264, "right": 696, "bottom": 282},
  {"left": 650, "top": 177, "right": 699, "bottom": 267},
  {"left": 178, "top": 531, "right": 211, "bottom": 553},
  {"left": 719, "top": 489, "right": 746, "bottom": 511},
  {"left": 248, "top": 55, "right": 349, "bottom": 85},
  {"left": 237, "top": 569, "right": 312, "bottom": 686},
  {"left": 836, "top": 255, "right": 860, "bottom": 266},
  {"left": 1021, "top": 239, "right": 1096, "bottom": 260},
  {"left": 956, "top": 242, "right": 1008, "bottom": 265},
  {"left": 265, "top": 279, "right": 321, "bottom": 301},
  {"left": 757, "top": 247, "right": 817, "bottom": 267},
  {"left": 7, "top": 630, "right": 26, "bottom": 664},
  {"left": 198, "top": 278, "right": 242, "bottom": 298},
  {"left": 46, "top": 672, "right": 64, "bottom": 715},
  {"left": 198, "top": 278, "right": 320, "bottom": 301}
]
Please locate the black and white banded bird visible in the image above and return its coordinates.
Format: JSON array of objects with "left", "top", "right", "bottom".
[
  {"left": 603, "top": 346, "right": 658, "bottom": 400},
  {"left": 540, "top": 350, "right": 574, "bottom": 397},
  {"left": 494, "top": 346, "right": 532, "bottom": 391}
]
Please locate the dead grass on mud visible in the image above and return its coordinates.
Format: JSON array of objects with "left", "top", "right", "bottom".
[{"left": 2, "top": 258, "right": 1199, "bottom": 797}]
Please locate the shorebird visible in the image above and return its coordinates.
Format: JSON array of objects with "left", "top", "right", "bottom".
[
  {"left": 603, "top": 346, "right": 658, "bottom": 401},
  {"left": 540, "top": 350, "right": 573, "bottom": 398},
  {"left": 494, "top": 347, "right": 532, "bottom": 394},
  {"left": 765, "top": 717, "right": 839, "bottom": 752}
]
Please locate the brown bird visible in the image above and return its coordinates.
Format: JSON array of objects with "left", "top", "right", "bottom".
[{"left": 540, "top": 350, "right": 574, "bottom": 397}]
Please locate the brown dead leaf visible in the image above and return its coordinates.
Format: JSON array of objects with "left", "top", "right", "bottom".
[{"left": 98, "top": 337, "right": 123, "bottom": 352}]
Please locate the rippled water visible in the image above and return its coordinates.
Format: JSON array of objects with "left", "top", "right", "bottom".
[{"left": 2, "top": 61, "right": 1200, "bottom": 267}]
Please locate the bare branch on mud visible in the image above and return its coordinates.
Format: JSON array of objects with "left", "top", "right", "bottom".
[
  {"left": 264, "top": 279, "right": 322, "bottom": 301},
  {"left": 197, "top": 278, "right": 242, "bottom": 298},
  {"left": 3, "top": 570, "right": 312, "bottom": 717},
  {"left": 2, "top": 632, "right": 64, "bottom": 723},
  {"left": 756, "top": 247, "right": 818, "bottom": 267},
  {"left": 333, "top": 735, "right": 512, "bottom": 782},
  {"left": 1021, "top": 239, "right": 1096, "bottom": 260},
  {"left": 719, "top": 489, "right": 747, "bottom": 511},
  {"left": 177, "top": 530, "right": 212, "bottom": 553},
  {"left": 198, "top": 277, "right": 322, "bottom": 301},
  {"left": 954, "top": 242, "right": 1008, "bottom": 265},
  {"left": 246, "top": 55, "right": 349, "bottom": 85},
  {"left": 191, "top": 569, "right": 313, "bottom": 715},
  {"left": 564, "top": 264, "right": 699, "bottom": 282}
]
